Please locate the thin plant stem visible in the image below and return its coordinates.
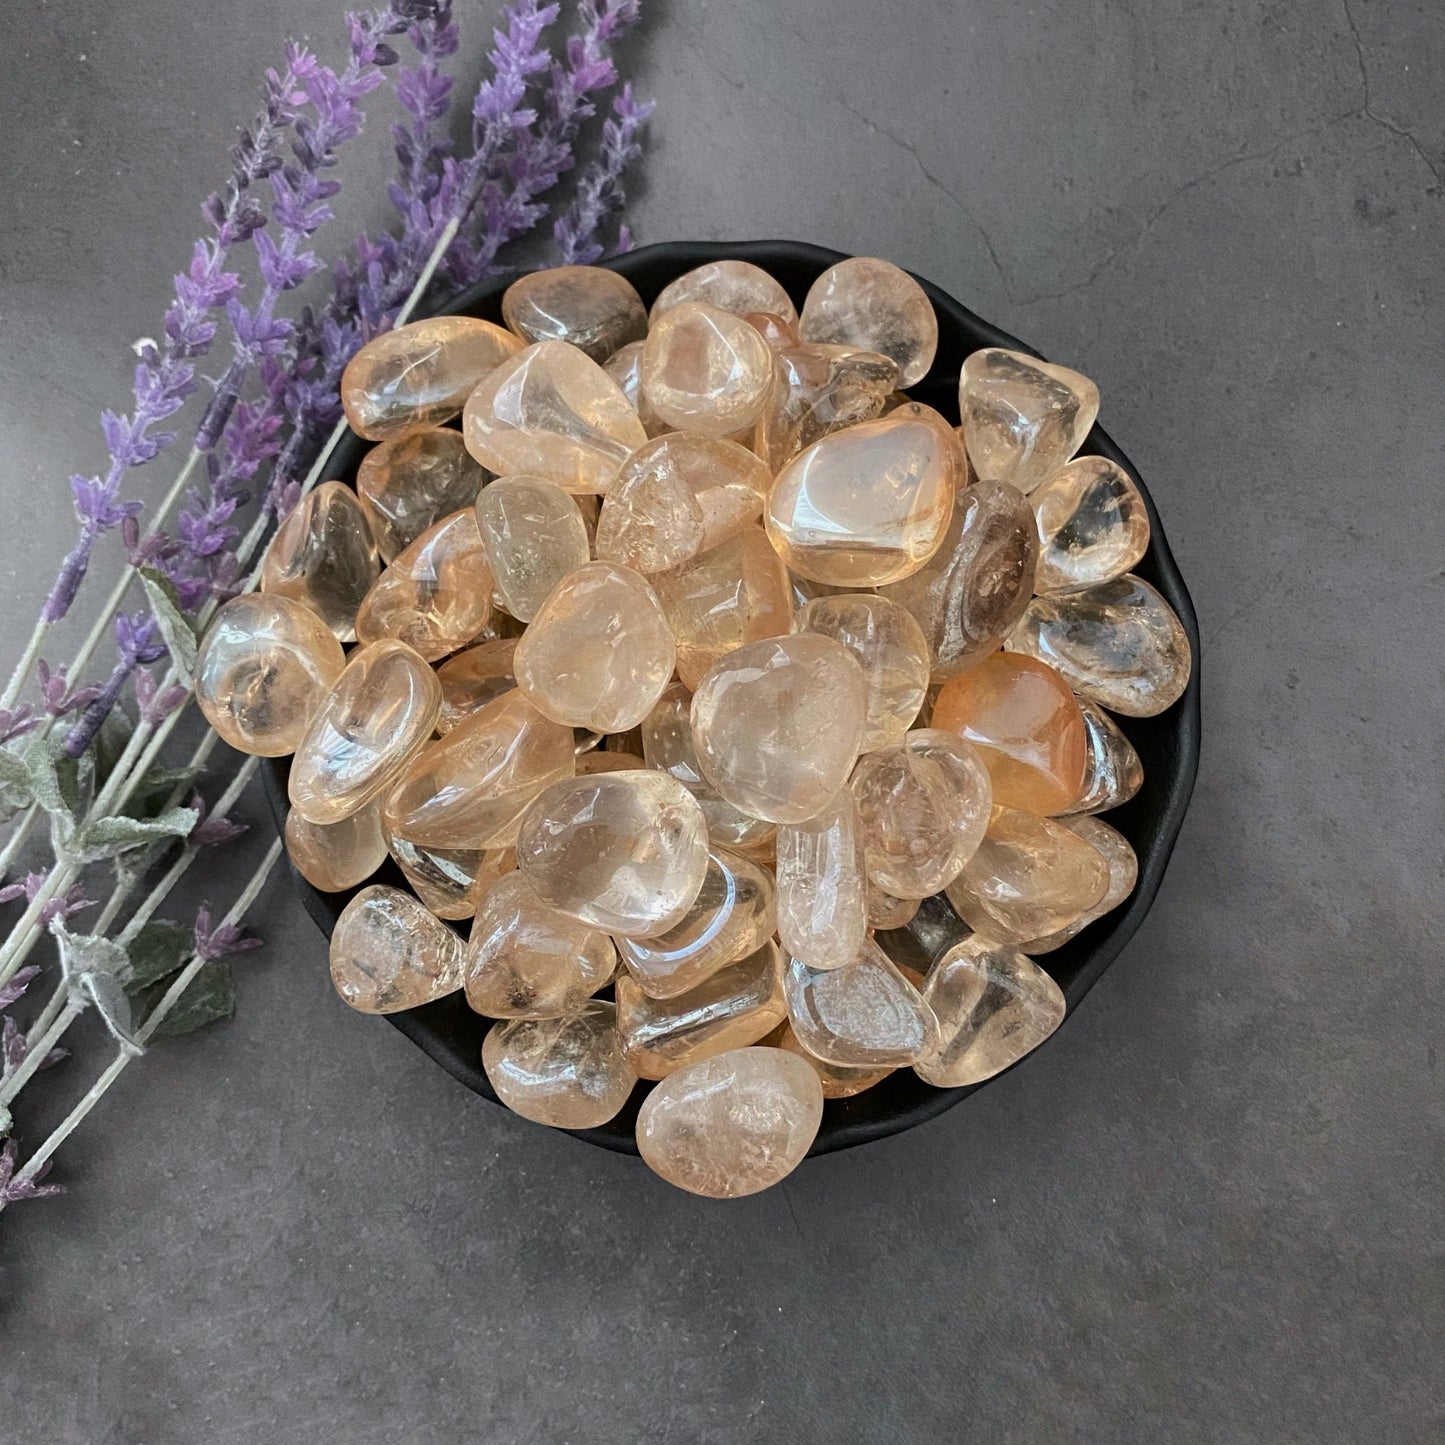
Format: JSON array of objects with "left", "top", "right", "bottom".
[
  {"left": 0, "top": 805, "right": 39, "bottom": 879},
  {"left": 0, "top": 997, "right": 84, "bottom": 1108}
]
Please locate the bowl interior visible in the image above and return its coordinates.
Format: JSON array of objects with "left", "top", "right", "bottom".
[{"left": 262, "top": 240, "right": 1202, "bottom": 1157}]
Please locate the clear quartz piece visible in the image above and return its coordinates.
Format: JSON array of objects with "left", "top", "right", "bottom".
[
  {"left": 915, "top": 936, "right": 1066, "bottom": 1086},
  {"left": 775, "top": 789, "right": 867, "bottom": 972},
  {"left": 866, "top": 879, "right": 920, "bottom": 931},
  {"left": 289, "top": 639, "right": 441, "bottom": 824},
  {"left": 355, "top": 426, "right": 490, "bottom": 563},
  {"left": 329, "top": 884, "right": 465, "bottom": 1013},
  {"left": 768, "top": 1020, "right": 894, "bottom": 1099},
  {"left": 743, "top": 310, "right": 802, "bottom": 352},
  {"left": 1065, "top": 697, "right": 1144, "bottom": 815},
  {"left": 475, "top": 475, "right": 591, "bottom": 622},
  {"left": 284, "top": 804, "right": 387, "bottom": 892},
  {"left": 435, "top": 638, "right": 517, "bottom": 733},
  {"left": 386, "top": 830, "right": 501, "bottom": 921},
  {"left": 1031, "top": 455, "right": 1150, "bottom": 593},
  {"left": 602, "top": 341, "right": 672, "bottom": 438},
  {"left": 259, "top": 481, "right": 380, "bottom": 641},
  {"left": 640, "top": 301, "right": 774, "bottom": 437},
  {"left": 501, "top": 265, "right": 647, "bottom": 361},
  {"left": 650, "top": 261, "right": 799, "bottom": 325},
  {"left": 1022, "top": 815, "right": 1138, "bottom": 952},
  {"left": 753, "top": 343, "right": 898, "bottom": 472},
  {"left": 195, "top": 593, "right": 345, "bottom": 757},
  {"left": 799, "top": 256, "right": 939, "bottom": 387}
]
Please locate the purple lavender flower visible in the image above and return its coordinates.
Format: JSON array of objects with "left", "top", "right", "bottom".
[
  {"left": 0, "top": 706, "right": 37, "bottom": 745},
  {"left": 134, "top": 669, "right": 189, "bottom": 727},
  {"left": 63, "top": 613, "right": 166, "bottom": 760},
  {"left": 185, "top": 793, "right": 249, "bottom": 849},
  {"left": 35, "top": 661, "right": 103, "bottom": 721},
  {"left": 0, "top": 1138, "right": 63, "bottom": 1204},
  {"left": 192, "top": 903, "right": 264, "bottom": 963},
  {"left": 554, "top": 83, "right": 654, "bottom": 264},
  {"left": 0, "top": 965, "right": 39, "bottom": 1014},
  {"left": 0, "top": 874, "right": 96, "bottom": 926}
]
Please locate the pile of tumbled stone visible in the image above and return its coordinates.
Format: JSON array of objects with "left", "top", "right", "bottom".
[{"left": 193, "top": 256, "right": 1191, "bottom": 1198}]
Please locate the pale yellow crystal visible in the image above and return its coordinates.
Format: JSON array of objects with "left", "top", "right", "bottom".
[
  {"left": 575, "top": 749, "right": 646, "bottom": 774},
  {"left": 799, "top": 256, "right": 938, "bottom": 387},
  {"left": 329, "top": 884, "right": 465, "bottom": 1013},
  {"left": 866, "top": 879, "right": 920, "bottom": 931},
  {"left": 195, "top": 593, "right": 345, "bottom": 757},
  {"left": 387, "top": 831, "right": 500, "bottom": 921},
  {"left": 753, "top": 342, "right": 897, "bottom": 472},
  {"left": 1023, "top": 816, "right": 1138, "bottom": 952},
  {"left": 770, "top": 1020, "right": 893, "bottom": 1099},
  {"left": 914, "top": 936, "right": 1066, "bottom": 1086},
  {"left": 601, "top": 340, "right": 671, "bottom": 438},
  {"left": 355, "top": 427, "right": 490, "bottom": 562},
  {"left": 284, "top": 804, "right": 387, "bottom": 892},
  {"left": 483, "top": 1001, "right": 637, "bottom": 1128},
  {"left": 475, "top": 475, "right": 591, "bottom": 622},
  {"left": 640, "top": 301, "right": 774, "bottom": 437},
  {"left": 1032, "top": 455, "right": 1150, "bottom": 593},
  {"left": 742, "top": 310, "right": 802, "bottom": 352},
  {"left": 462, "top": 340, "right": 646, "bottom": 493},
  {"left": 1066, "top": 697, "right": 1144, "bottom": 815},
  {"left": 650, "top": 260, "right": 798, "bottom": 325},
  {"left": 289, "top": 639, "right": 441, "bottom": 824},
  {"left": 259, "top": 481, "right": 380, "bottom": 641},
  {"left": 513, "top": 561, "right": 675, "bottom": 732},
  {"left": 501, "top": 265, "right": 647, "bottom": 361},
  {"left": 435, "top": 638, "right": 517, "bottom": 733},
  {"left": 775, "top": 789, "right": 867, "bottom": 972}
]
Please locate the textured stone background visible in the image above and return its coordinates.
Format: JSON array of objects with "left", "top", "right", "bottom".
[{"left": 1, "top": 2, "right": 1440, "bottom": 1440}]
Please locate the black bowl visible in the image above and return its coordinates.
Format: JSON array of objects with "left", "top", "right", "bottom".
[{"left": 262, "top": 240, "right": 1201, "bottom": 1158}]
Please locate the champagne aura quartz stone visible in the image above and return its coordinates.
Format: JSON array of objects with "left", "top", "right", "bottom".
[
  {"left": 877, "top": 477, "right": 1039, "bottom": 682},
  {"left": 387, "top": 830, "right": 500, "bottom": 920},
  {"left": 774, "top": 788, "right": 867, "bottom": 972},
  {"left": 289, "top": 639, "right": 441, "bottom": 824},
  {"left": 944, "top": 805, "right": 1111, "bottom": 945},
  {"left": 575, "top": 749, "right": 646, "bottom": 774},
  {"left": 464, "top": 871, "right": 617, "bottom": 1018},
  {"left": 516, "top": 771, "right": 710, "bottom": 938},
  {"left": 615, "top": 939, "right": 786, "bottom": 1080},
  {"left": 914, "top": 937, "right": 1066, "bottom": 1088},
  {"left": 799, "top": 256, "right": 939, "bottom": 387},
  {"left": 1007, "top": 574, "right": 1193, "bottom": 717},
  {"left": 783, "top": 937, "right": 939, "bottom": 1068},
  {"left": 753, "top": 343, "right": 898, "bottom": 472},
  {"left": 195, "top": 593, "right": 345, "bottom": 756},
  {"left": 691, "top": 633, "right": 868, "bottom": 825},
  {"left": 616, "top": 845, "right": 777, "bottom": 999},
  {"left": 513, "top": 561, "right": 676, "bottom": 732},
  {"left": 1067, "top": 697, "right": 1144, "bottom": 815},
  {"left": 259, "top": 480, "right": 380, "bottom": 641},
  {"left": 743, "top": 310, "right": 802, "bottom": 353},
  {"left": 284, "top": 804, "right": 387, "bottom": 892},
  {"left": 354, "top": 507, "right": 493, "bottom": 661},
  {"left": 1023, "top": 816, "right": 1138, "bottom": 952},
  {"left": 482, "top": 1001, "right": 637, "bottom": 1129},
  {"left": 340, "top": 315, "right": 523, "bottom": 440},
  {"left": 384, "top": 688, "right": 576, "bottom": 850},
  {"left": 640, "top": 682, "right": 775, "bottom": 849},
  {"left": 475, "top": 475, "right": 591, "bottom": 622},
  {"left": 435, "top": 638, "right": 517, "bottom": 732},
  {"left": 931, "top": 651, "right": 1088, "bottom": 815},
  {"left": 850, "top": 728, "right": 993, "bottom": 899},
  {"left": 355, "top": 427, "right": 490, "bottom": 563},
  {"left": 958, "top": 347, "right": 1100, "bottom": 493},
  {"left": 793, "top": 594, "right": 931, "bottom": 752},
  {"left": 594, "top": 433, "right": 770, "bottom": 575},
  {"left": 328, "top": 884, "right": 465, "bottom": 1013},
  {"left": 765, "top": 407, "right": 961, "bottom": 587},
  {"left": 866, "top": 878, "right": 920, "bottom": 931},
  {"left": 639, "top": 300, "right": 774, "bottom": 437},
  {"left": 462, "top": 339, "right": 647, "bottom": 493},
  {"left": 769, "top": 1020, "right": 894, "bottom": 1099},
  {"left": 650, "top": 260, "right": 799, "bottom": 325},
  {"left": 651, "top": 525, "right": 793, "bottom": 691},
  {"left": 602, "top": 341, "right": 671, "bottom": 438},
  {"left": 500, "top": 265, "right": 647, "bottom": 361},
  {"left": 1031, "top": 455, "right": 1150, "bottom": 593},
  {"left": 636, "top": 1046, "right": 823, "bottom": 1199}
]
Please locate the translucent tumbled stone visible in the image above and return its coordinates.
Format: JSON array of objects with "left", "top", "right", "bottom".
[
  {"left": 753, "top": 343, "right": 898, "bottom": 472},
  {"left": 354, "top": 507, "right": 492, "bottom": 661},
  {"left": 849, "top": 729, "right": 992, "bottom": 899},
  {"left": 770, "top": 1020, "right": 893, "bottom": 1099},
  {"left": 866, "top": 879, "right": 920, "bottom": 931},
  {"left": 195, "top": 593, "right": 345, "bottom": 756},
  {"left": 958, "top": 347, "right": 1100, "bottom": 493},
  {"left": 1023, "top": 816, "right": 1138, "bottom": 952},
  {"left": 1007, "top": 574, "right": 1192, "bottom": 718},
  {"left": 595, "top": 434, "right": 769, "bottom": 574},
  {"left": 513, "top": 561, "right": 675, "bottom": 732},
  {"left": 915, "top": 938, "right": 1065, "bottom": 1087},
  {"left": 289, "top": 640, "right": 441, "bottom": 824},
  {"left": 465, "top": 871, "right": 616, "bottom": 1018},
  {"left": 1066, "top": 697, "right": 1144, "bottom": 815},
  {"left": 691, "top": 633, "right": 867, "bottom": 824},
  {"left": 259, "top": 480, "right": 380, "bottom": 641},
  {"left": 284, "top": 804, "right": 387, "bottom": 892},
  {"left": 575, "top": 749, "right": 645, "bottom": 775},
  {"left": 794, "top": 594, "right": 930, "bottom": 752},
  {"left": 877, "top": 478, "right": 1038, "bottom": 681},
  {"left": 775, "top": 789, "right": 867, "bottom": 972},
  {"left": 387, "top": 830, "right": 496, "bottom": 921},
  {"left": 616, "top": 846, "right": 776, "bottom": 999},
  {"left": 475, "top": 475, "right": 591, "bottom": 622},
  {"left": 651, "top": 526, "right": 792, "bottom": 691},
  {"left": 783, "top": 937, "right": 939, "bottom": 1067},
  {"left": 765, "top": 408, "right": 960, "bottom": 587},
  {"left": 435, "top": 638, "right": 517, "bottom": 733},
  {"left": 462, "top": 340, "right": 647, "bottom": 493},
  {"left": 616, "top": 939, "right": 786, "bottom": 1079},
  {"left": 944, "top": 805, "right": 1110, "bottom": 945},
  {"left": 601, "top": 341, "right": 670, "bottom": 437},
  {"left": 1031, "top": 456, "right": 1150, "bottom": 593},
  {"left": 329, "top": 884, "right": 465, "bottom": 1013},
  {"left": 516, "top": 771, "right": 709, "bottom": 937},
  {"left": 355, "top": 427, "right": 490, "bottom": 563},
  {"left": 483, "top": 1001, "right": 636, "bottom": 1128},
  {"left": 931, "top": 652, "right": 1087, "bottom": 815},
  {"left": 651, "top": 260, "right": 798, "bottom": 325},
  {"left": 640, "top": 301, "right": 774, "bottom": 437},
  {"left": 743, "top": 310, "right": 801, "bottom": 352},
  {"left": 384, "top": 689, "right": 575, "bottom": 849},
  {"left": 341, "top": 316, "right": 524, "bottom": 441},
  {"left": 799, "top": 256, "right": 939, "bottom": 387},
  {"left": 501, "top": 265, "right": 647, "bottom": 361}
]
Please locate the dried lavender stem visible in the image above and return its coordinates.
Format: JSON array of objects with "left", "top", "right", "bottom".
[
  {"left": 0, "top": 998, "right": 84, "bottom": 1109},
  {"left": 0, "top": 806, "right": 39, "bottom": 879}
]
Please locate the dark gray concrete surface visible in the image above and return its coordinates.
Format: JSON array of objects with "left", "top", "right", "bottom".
[{"left": 0, "top": 1, "right": 1440, "bottom": 1440}]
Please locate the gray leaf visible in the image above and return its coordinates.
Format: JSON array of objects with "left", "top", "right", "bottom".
[
  {"left": 137, "top": 567, "right": 199, "bottom": 678},
  {"left": 0, "top": 743, "right": 32, "bottom": 817},
  {"left": 124, "top": 919, "right": 195, "bottom": 991},
  {"left": 50, "top": 920, "right": 142, "bottom": 1055},
  {"left": 145, "top": 960, "right": 234, "bottom": 1039},
  {"left": 65, "top": 804, "right": 199, "bottom": 863}
]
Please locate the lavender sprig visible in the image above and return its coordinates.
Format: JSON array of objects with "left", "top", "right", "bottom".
[
  {"left": 63, "top": 614, "right": 166, "bottom": 761},
  {"left": 554, "top": 83, "right": 654, "bottom": 263}
]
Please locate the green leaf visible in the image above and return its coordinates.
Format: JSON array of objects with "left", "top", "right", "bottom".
[
  {"left": 0, "top": 743, "right": 31, "bottom": 818},
  {"left": 123, "top": 919, "right": 195, "bottom": 991},
  {"left": 145, "top": 960, "right": 234, "bottom": 1038},
  {"left": 137, "top": 566, "right": 199, "bottom": 678},
  {"left": 93, "top": 708, "right": 134, "bottom": 790},
  {"left": 24, "top": 734, "right": 74, "bottom": 819},
  {"left": 122, "top": 763, "right": 203, "bottom": 822},
  {"left": 65, "top": 804, "right": 198, "bottom": 863}
]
